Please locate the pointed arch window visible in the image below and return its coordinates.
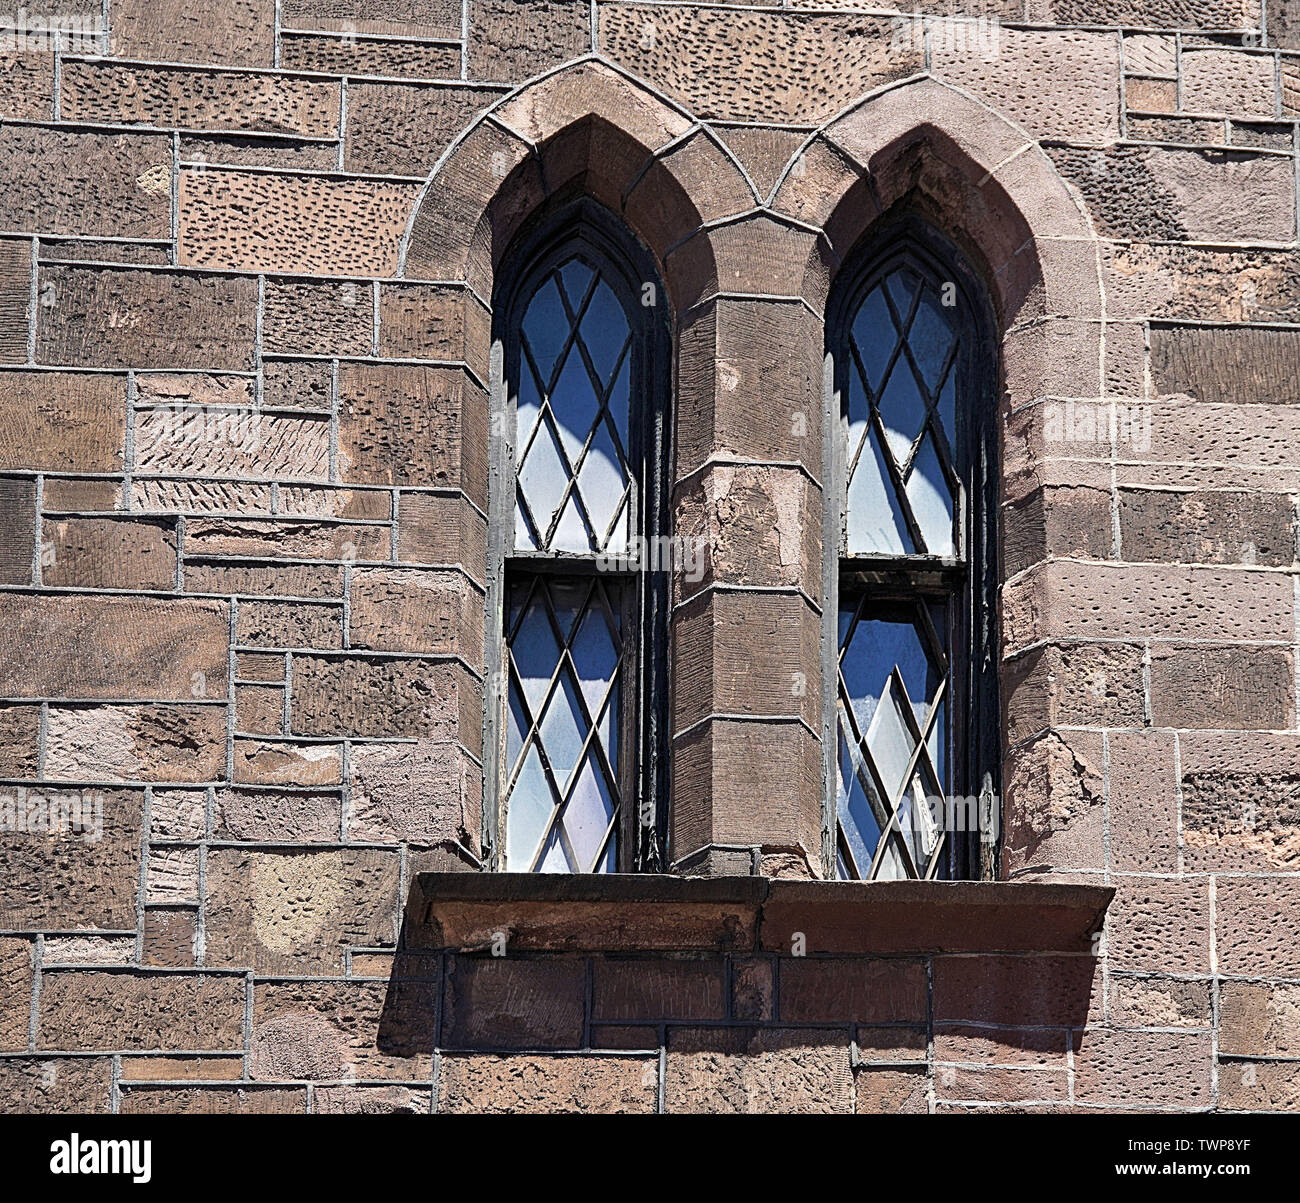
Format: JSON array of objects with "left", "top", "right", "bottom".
[
  {"left": 827, "top": 222, "right": 1000, "bottom": 882},
  {"left": 486, "top": 202, "right": 670, "bottom": 874}
]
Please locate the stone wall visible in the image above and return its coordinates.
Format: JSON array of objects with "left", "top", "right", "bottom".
[{"left": 0, "top": 0, "right": 1298, "bottom": 1113}]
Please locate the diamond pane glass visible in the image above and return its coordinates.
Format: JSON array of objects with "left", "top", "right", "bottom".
[
  {"left": 503, "top": 575, "right": 625, "bottom": 873},
  {"left": 514, "top": 255, "right": 634, "bottom": 554},
  {"left": 836, "top": 598, "right": 950, "bottom": 880},
  {"left": 845, "top": 264, "right": 962, "bottom": 558}
]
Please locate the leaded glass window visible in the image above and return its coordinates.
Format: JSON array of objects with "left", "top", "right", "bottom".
[
  {"left": 830, "top": 229, "right": 999, "bottom": 881},
  {"left": 487, "top": 207, "right": 669, "bottom": 874}
]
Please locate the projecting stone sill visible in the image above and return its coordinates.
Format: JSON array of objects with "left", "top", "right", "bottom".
[{"left": 409, "top": 874, "right": 1113, "bottom": 956}]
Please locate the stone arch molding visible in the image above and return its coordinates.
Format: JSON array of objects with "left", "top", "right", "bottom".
[{"left": 399, "top": 57, "right": 758, "bottom": 313}]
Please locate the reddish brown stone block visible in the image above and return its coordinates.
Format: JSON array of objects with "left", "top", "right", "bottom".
[
  {"left": 0, "top": 593, "right": 228, "bottom": 700},
  {"left": 142, "top": 908, "right": 198, "bottom": 968},
  {"left": 0, "top": 477, "right": 34, "bottom": 585},
  {"left": 345, "top": 82, "right": 507, "bottom": 176},
  {"left": 1220, "top": 1060, "right": 1300, "bottom": 1112},
  {"left": 1003, "top": 730, "right": 1105, "bottom": 874},
  {"left": 932, "top": 955, "right": 1097, "bottom": 1027},
  {"left": 1216, "top": 877, "right": 1300, "bottom": 976},
  {"left": 0, "top": 372, "right": 125, "bottom": 472},
  {"left": 0, "top": 938, "right": 33, "bottom": 1051},
  {"left": 395, "top": 492, "right": 488, "bottom": 585},
  {"left": 0, "top": 237, "right": 30, "bottom": 362},
  {"left": 280, "top": 0, "right": 461, "bottom": 39},
  {"left": 44, "top": 704, "right": 226, "bottom": 783},
  {"left": 36, "top": 971, "right": 246, "bottom": 1051},
  {"left": 1108, "top": 975, "right": 1210, "bottom": 1029},
  {"left": 1108, "top": 730, "right": 1179, "bottom": 875},
  {"left": 442, "top": 957, "right": 586, "bottom": 1050},
  {"left": 280, "top": 32, "right": 461, "bottom": 78},
  {"left": 213, "top": 788, "right": 342, "bottom": 843},
  {"left": 349, "top": 568, "right": 483, "bottom": 658},
  {"left": 1073, "top": 1028, "right": 1212, "bottom": 1109},
  {"left": 0, "top": 705, "right": 39, "bottom": 778},
  {"left": 37, "top": 266, "right": 258, "bottom": 370},
  {"left": 236, "top": 599, "right": 342, "bottom": 649},
  {"left": 469, "top": 0, "right": 588, "bottom": 81},
  {"left": 234, "top": 684, "right": 283, "bottom": 734},
  {"left": 1106, "top": 877, "right": 1211, "bottom": 975},
  {"left": 856, "top": 1065, "right": 929, "bottom": 1113},
  {"left": 348, "top": 738, "right": 481, "bottom": 848},
  {"left": 377, "top": 284, "right": 491, "bottom": 375},
  {"left": 592, "top": 958, "right": 726, "bottom": 1022},
  {"left": 1119, "top": 487, "right": 1294, "bottom": 566},
  {"left": 1150, "top": 645, "right": 1294, "bottom": 731},
  {"left": 263, "top": 279, "right": 373, "bottom": 357},
  {"left": 44, "top": 517, "right": 176, "bottom": 590},
  {"left": 184, "top": 518, "right": 390, "bottom": 561},
  {"left": 1002, "top": 642, "right": 1146, "bottom": 746},
  {"left": 120, "top": 1055, "right": 243, "bottom": 1081},
  {"left": 232, "top": 739, "right": 342, "bottom": 787},
  {"left": 1220, "top": 980, "right": 1300, "bottom": 1057},
  {"left": 119, "top": 1086, "right": 307, "bottom": 1113},
  {"left": 0, "top": 49, "right": 55, "bottom": 121},
  {"left": 779, "top": 958, "right": 927, "bottom": 1025}
]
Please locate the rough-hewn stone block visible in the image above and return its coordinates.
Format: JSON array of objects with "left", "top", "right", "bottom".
[
  {"left": 349, "top": 567, "right": 482, "bottom": 657},
  {"left": 263, "top": 279, "right": 374, "bottom": 357},
  {"left": 1151, "top": 325, "right": 1300, "bottom": 403},
  {"left": 0, "top": 594, "right": 228, "bottom": 700},
  {"left": 0, "top": 477, "right": 34, "bottom": 584},
  {"left": 44, "top": 704, "right": 226, "bottom": 783},
  {"left": 280, "top": 0, "right": 461, "bottom": 39},
  {"left": 109, "top": 0, "right": 276, "bottom": 66},
  {"left": 280, "top": 32, "right": 461, "bottom": 78},
  {"left": 344, "top": 82, "right": 506, "bottom": 175},
  {"left": 438, "top": 1053, "right": 656, "bottom": 1113},
  {"left": 0, "top": 1058, "right": 112, "bottom": 1113},
  {"left": 37, "top": 266, "right": 258, "bottom": 370},
  {"left": 203, "top": 847, "right": 400, "bottom": 973},
  {"left": 1150, "top": 646, "right": 1294, "bottom": 731},
  {"left": 178, "top": 170, "right": 420, "bottom": 275},
  {"left": 0, "top": 372, "right": 124, "bottom": 471},
  {"left": 470, "top": 0, "right": 589, "bottom": 81},
  {"left": 44, "top": 516, "right": 177, "bottom": 590}
]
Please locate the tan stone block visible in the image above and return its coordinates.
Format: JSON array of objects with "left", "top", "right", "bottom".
[
  {"left": 0, "top": 237, "right": 31, "bottom": 362},
  {"left": 599, "top": 7, "right": 921, "bottom": 123},
  {"left": 41, "top": 476, "right": 122, "bottom": 512},
  {"left": 1123, "top": 33, "right": 1176, "bottom": 78},
  {"left": 37, "top": 971, "right": 246, "bottom": 1051},
  {"left": 1003, "top": 730, "right": 1105, "bottom": 874},
  {"left": 37, "top": 265, "right": 258, "bottom": 370},
  {"left": 1221, "top": 980, "right": 1300, "bottom": 1056},
  {"left": 1002, "top": 642, "right": 1146, "bottom": 746},
  {"left": 856, "top": 1065, "right": 929, "bottom": 1113},
  {"left": 236, "top": 651, "right": 285, "bottom": 683},
  {"left": 120, "top": 1055, "right": 243, "bottom": 1081},
  {"left": 664, "top": 1027, "right": 852, "bottom": 1114},
  {"left": 236, "top": 599, "right": 342, "bottom": 649},
  {"left": 0, "top": 477, "right": 34, "bottom": 585},
  {"left": 0, "top": 705, "right": 40, "bottom": 777},
  {"left": 44, "top": 705, "right": 226, "bottom": 784},
  {"left": 235, "top": 683, "right": 283, "bottom": 733},
  {"left": 280, "top": 32, "right": 461, "bottom": 78},
  {"left": 213, "top": 787, "right": 341, "bottom": 842},
  {"left": 1182, "top": 48, "right": 1277, "bottom": 118},
  {"left": 109, "top": 0, "right": 276, "bottom": 66},
  {"left": 713, "top": 125, "right": 810, "bottom": 201},
  {"left": 119, "top": 1085, "right": 306, "bottom": 1113},
  {"left": 0, "top": 125, "right": 170, "bottom": 239},
  {"left": 147, "top": 847, "right": 200, "bottom": 903},
  {"left": 0, "top": 49, "right": 55, "bottom": 120},
  {"left": 44, "top": 516, "right": 177, "bottom": 590},
  {"left": 0, "top": 1058, "right": 112, "bottom": 1113},
  {"left": 178, "top": 169, "right": 420, "bottom": 275},
  {"left": 438, "top": 1053, "right": 656, "bottom": 1114},
  {"left": 280, "top": 0, "right": 460, "bottom": 38},
  {"left": 313, "top": 1085, "right": 432, "bottom": 1113},
  {"left": 261, "top": 360, "right": 333, "bottom": 413},
  {"left": 150, "top": 788, "right": 207, "bottom": 839},
  {"left": 61, "top": 61, "right": 340, "bottom": 136},
  {"left": 348, "top": 738, "right": 480, "bottom": 847},
  {"left": 395, "top": 492, "right": 488, "bottom": 585},
  {"left": 469, "top": 0, "right": 588, "bottom": 80},
  {"left": 1220, "top": 1059, "right": 1300, "bottom": 1111},
  {"left": 337, "top": 362, "right": 488, "bottom": 501},
  {"left": 349, "top": 567, "right": 483, "bottom": 658},
  {"left": 251, "top": 979, "right": 436, "bottom": 1080},
  {"left": 933, "top": 28, "right": 1120, "bottom": 143},
  {"left": 203, "top": 846, "right": 400, "bottom": 973},
  {"left": 232, "top": 739, "right": 342, "bottom": 787},
  {"left": 186, "top": 561, "right": 343, "bottom": 599},
  {"left": 1107, "top": 975, "right": 1210, "bottom": 1028},
  {"left": 344, "top": 82, "right": 506, "bottom": 176},
  {"left": 184, "top": 518, "right": 391, "bottom": 560},
  {"left": 1126, "top": 76, "right": 1177, "bottom": 113},
  {"left": 0, "top": 594, "right": 229, "bottom": 700},
  {"left": 0, "top": 372, "right": 125, "bottom": 471},
  {"left": 0, "top": 937, "right": 33, "bottom": 1051}
]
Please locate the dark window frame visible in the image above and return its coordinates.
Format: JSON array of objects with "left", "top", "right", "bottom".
[
  {"left": 821, "top": 216, "right": 1002, "bottom": 881},
  {"left": 484, "top": 198, "right": 673, "bottom": 873}
]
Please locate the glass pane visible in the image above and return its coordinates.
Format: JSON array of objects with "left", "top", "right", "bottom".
[
  {"left": 846, "top": 427, "right": 913, "bottom": 555},
  {"left": 837, "top": 596, "right": 951, "bottom": 881},
  {"left": 513, "top": 256, "right": 636, "bottom": 554},
  {"left": 503, "top": 575, "right": 625, "bottom": 873},
  {"left": 905, "top": 433, "right": 954, "bottom": 557}
]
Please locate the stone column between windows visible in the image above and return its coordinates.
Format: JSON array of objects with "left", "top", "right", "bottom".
[{"left": 666, "top": 214, "right": 828, "bottom": 878}]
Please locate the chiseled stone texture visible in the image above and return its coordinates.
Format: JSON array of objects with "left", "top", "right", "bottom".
[{"left": 439, "top": 1054, "right": 657, "bottom": 1114}]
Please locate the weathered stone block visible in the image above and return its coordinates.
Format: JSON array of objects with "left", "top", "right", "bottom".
[
  {"left": 1181, "top": 48, "right": 1277, "bottom": 119},
  {"left": 280, "top": 0, "right": 461, "bottom": 38},
  {"left": 184, "top": 518, "right": 390, "bottom": 561},
  {"left": 1002, "top": 642, "right": 1146, "bottom": 746},
  {"left": 0, "top": 477, "right": 34, "bottom": 584},
  {"left": 1119, "top": 486, "right": 1294, "bottom": 565},
  {"left": 1108, "top": 730, "right": 1179, "bottom": 875},
  {"left": 1003, "top": 730, "right": 1105, "bottom": 873},
  {"left": 0, "top": 373, "right": 125, "bottom": 471},
  {"left": 1072, "top": 1028, "right": 1212, "bottom": 1109},
  {"left": 37, "top": 266, "right": 258, "bottom": 370},
  {"left": 395, "top": 492, "right": 488, "bottom": 585},
  {"left": 213, "top": 787, "right": 341, "bottom": 842},
  {"left": 664, "top": 1027, "right": 852, "bottom": 1114},
  {"left": 178, "top": 169, "right": 420, "bottom": 275},
  {"left": 442, "top": 957, "right": 585, "bottom": 1049},
  {"left": 44, "top": 517, "right": 177, "bottom": 590},
  {"left": 232, "top": 739, "right": 342, "bottom": 787},
  {"left": 344, "top": 82, "right": 506, "bottom": 175},
  {"left": 60, "top": 62, "right": 340, "bottom": 137},
  {"left": 0, "top": 705, "right": 39, "bottom": 777},
  {"left": 45, "top": 704, "right": 225, "bottom": 784},
  {"left": 349, "top": 567, "right": 483, "bottom": 658},
  {"left": 377, "top": 284, "right": 491, "bottom": 374},
  {"left": 37, "top": 971, "right": 246, "bottom": 1051},
  {"left": 263, "top": 279, "right": 373, "bottom": 357},
  {"left": 204, "top": 847, "right": 400, "bottom": 973},
  {"left": 1150, "top": 646, "right": 1294, "bottom": 731},
  {"left": 0, "top": 125, "right": 170, "bottom": 239},
  {"left": 109, "top": 0, "right": 276, "bottom": 66},
  {"left": 439, "top": 1052, "right": 656, "bottom": 1113},
  {"left": 1151, "top": 324, "right": 1300, "bottom": 403},
  {"left": 280, "top": 32, "right": 461, "bottom": 78},
  {"left": 0, "top": 594, "right": 229, "bottom": 700},
  {"left": 0, "top": 1058, "right": 112, "bottom": 1113},
  {"left": 337, "top": 363, "right": 488, "bottom": 501},
  {"left": 348, "top": 738, "right": 480, "bottom": 848},
  {"left": 236, "top": 599, "right": 342, "bottom": 649}
]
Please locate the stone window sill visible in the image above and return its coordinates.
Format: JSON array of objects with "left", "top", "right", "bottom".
[{"left": 409, "top": 874, "right": 1113, "bottom": 956}]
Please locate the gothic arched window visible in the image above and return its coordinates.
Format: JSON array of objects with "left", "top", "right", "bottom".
[
  {"left": 827, "top": 221, "right": 1000, "bottom": 881},
  {"left": 485, "top": 202, "right": 670, "bottom": 874}
]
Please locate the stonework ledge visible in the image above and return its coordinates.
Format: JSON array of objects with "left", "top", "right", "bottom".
[{"left": 409, "top": 875, "right": 1113, "bottom": 956}]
